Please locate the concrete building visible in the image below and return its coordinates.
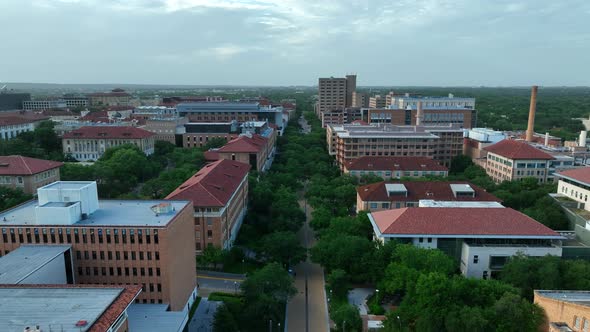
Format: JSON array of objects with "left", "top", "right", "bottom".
[
  {"left": 369, "top": 207, "right": 563, "bottom": 279},
  {"left": 166, "top": 159, "right": 250, "bottom": 252},
  {"left": 389, "top": 93, "right": 475, "bottom": 110},
  {"left": 62, "top": 126, "right": 155, "bottom": 161},
  {"left": 366, "top": 107, "right": 477, "bottom": 129},
  {"left": 0, "top": 155, "right": 63, "bottom": 194},
  {"left": 0, "top": 284, "right": 141, "bottom": 332},
  {"left": 0, "top": 112, "right": 50, "bottom": 140},
  {"left": 0, "top": 245, "right": 73, "bottom": 284},
  {"left": 555, "top": 167, "right": 590, "bottom": 211},
  {"left": 23, "top": 99, "right": 68, "bottom": 111},
  {"left": 88, "top": 89, "right": 132, "bottom": 107},
  {"left": 182, "top": 122, "right": 239, "bottom": 148},
  {"left": 352, "top": 91, "right": 369, "bottom": 108},
  {"left": 0, "top": 92, "right": 31, "bottom": 110},
  {"left": 207, "top": 130, "right": 276, "bottom": 172},
  {"left": 534, "top": 290, "right": 590, "bottom": 332},
  {"left": 0, "top": 181, "right": 198, "bottom": 312},
  {"left": 317, "top": 75, "right": 356, "bottom": 117},
  {"left": 327, "top": 123, "right": 464, "bottom": 169},
  {"left": 463, "top": 128, "right": 507, "bottom": 162},
  {"left": 343, "top": 156, "right": 448, "bottom": 179},
  {"left": 484, "top": 139, "right": 555, "bottom": 183},
  {"left": 143, "top": 117, "right": 187, "bottom": 144},
  {"left": 176, "top": 102, "right": 285, "bottom": 129},
  {"left": 320, "top": 107, "right": 363, "bottom": 128},
  {"left": 62, "top": 94, "right": 89, "bottom": 108},
  {"left": 132, "top": 106, "right": 177, "bottom": 119},
  {"left": 369, "top": 95, "right": 387, "bottom": 109},
  {"left": 356, "top": 181, "right": 499, "bottom": 212}
]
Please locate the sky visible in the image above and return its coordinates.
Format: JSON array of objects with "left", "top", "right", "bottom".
[{"left": 0, "top": 0, "right": 589, "bottom": 86}]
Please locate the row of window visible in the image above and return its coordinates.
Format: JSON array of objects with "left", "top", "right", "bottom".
[
  {"left": 561, "top": 185, "right": 589, "bottom": 202},
  {"left": 76, "top": 250, "right": 159, "bottom": 261},
  {"left": 368, "top": 202, "right": 413, "bottom": 209},
  {"left": 78, "top": 266, "right": 161, "bottom": 280},
  {"left": 349, "top": 170, "right": 446, "bottom": 177},
  {"left": 1, "top": 227, "right": 159, "bottom": 245}
]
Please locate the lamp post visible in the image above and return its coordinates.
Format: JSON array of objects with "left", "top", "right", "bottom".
[
  {"left": 343, "top": 320, "right": 346, "bottom": 332},
  {"left": 397, "top": 316, "right": 402, "bottom": 331},
  {"left": 234, "top": 281, "right": 238, "bottom": 294},
  {"left": 278, "top": 322, "right": 281, "bottom": 332},
  {"left": 242, "top": 258, "right": 245, "bottom": 273},
  {"left": 269, "top": 319, "right": 272, "bottom": 332}
]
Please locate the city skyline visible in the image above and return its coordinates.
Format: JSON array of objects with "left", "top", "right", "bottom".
[{"left": 1, "top": 0, "right": 589, "bottom": 86}]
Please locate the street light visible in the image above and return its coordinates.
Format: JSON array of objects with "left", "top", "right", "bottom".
[
  {"left": 278, "top": 322, "right": 281, "bottom": 332},
  {"left": 234, "top": 281, "right": 238, "bottom": 294},
  {"left": 397, "top": 316, "right": 402, "bottom": 331}
]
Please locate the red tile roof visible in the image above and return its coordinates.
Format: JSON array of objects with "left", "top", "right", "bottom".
[
  {"left": 62, "top": 126, "right": 154, "bottom": 139},
  {"left": 216, "top": 134, "right": 268, "bottom": 153},
  {"left": 345, "top": 156, "right": 448, "bottom": 172},
  {"left": 166, "top": 159, "right": 250, "bottom": 207},
  {"left": 0, "top": 156, "right": 63, "bottom": 175},
  {"left": 204, "top": 150, "right": 220, "bottom": 161},
  {"left": 357, "top": 181, "right": 499, "bottom": 203},
  {"left": 484, "top": 139, "right": 554, "bottom": 160},
  {"left": 371, "top": 207, "right": 560, "bottom": 237},
  {"left": 556, "top": 167, "right": 590, "bottom": 185},
  {"left": 0, "top": 114, "right": 50, "bottom": 126}
]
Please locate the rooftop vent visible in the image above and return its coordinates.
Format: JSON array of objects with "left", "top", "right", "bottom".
[
  {"left": 151, "top": 202, "right": 172, "bottom": 215},
  {"left": 75, "top": 320, "right": 89, "bottom": 327}
]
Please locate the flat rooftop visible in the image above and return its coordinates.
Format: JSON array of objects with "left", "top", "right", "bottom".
[
  {"left": 0, "top": 200, "right": 190, "bottom": 227},
  {"left": 536, "top": 290, "right": 590, "bottom": 307},
  {"left": 0, "top": 245, "right": 71, "bottom": 284},
  {"left": 41, "top": 181, "right": 93, "bottom": 190},
  {"left": 0, "top": 287, "right": 123, "bottom": 332}
]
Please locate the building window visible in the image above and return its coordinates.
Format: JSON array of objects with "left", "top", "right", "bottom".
[
  {"left": 427, "top": 238, "right": 432, "bottom": 243},
  {"left": 370, "top": 203, "right": 378, "bottom": 209},
  {"left": 473, "top": 255, "right": 479, "bottom": 264},
  {"left": 156, "top": 268, "right": 161, "bottom": 276},
  {"left": 418, "top": 237, "right": 423, "bottom": 243},
  {"left": 139, "top": 252, "right": 144, "bottom": 260},
  {"left": 132, "top": 268, "right": 138, "bottom": 276},
  {"left": 482, "top": 271, "right": 488, "bottom": 279},
  {"left": 575, "top": 316, "right": 581, "bottom": 329},
  {"left": 207, "top": 230, "right": 213, "bottom": 238},
  {"left": 155, "top": 252, "right": 160, "bottom": 260}
]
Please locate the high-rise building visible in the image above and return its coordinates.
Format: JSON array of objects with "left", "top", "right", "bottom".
[
  {"left": 317, "top": 75, "right": 356, "bottom": 116},
  {"left": 352, "top": 91, "right": 369, "bottom": 108},
  {"left": 369, "top": 95, "right": 387, "bottom": 108}
]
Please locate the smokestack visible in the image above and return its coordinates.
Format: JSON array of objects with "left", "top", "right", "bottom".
[
  {"left": 544, "top": 132, "right": 549, "bottom": 146},
  {"left": 525, "top": 85, "right": 538, "bottom": 142},
  {"left": 580, "top": 131, "right": 587, "bottom": 147},
  {"left": 416, "top": 101, "right": 424, "bottom": 126}
]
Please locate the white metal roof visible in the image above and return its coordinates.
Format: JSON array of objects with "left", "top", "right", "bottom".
[{"left": 0, "top": 245, "right": 71, "bottom": 284}]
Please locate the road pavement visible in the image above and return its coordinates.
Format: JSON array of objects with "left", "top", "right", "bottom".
[
  {"left": 197, "top": 271, "right": 244, "bottom": 295},
  {"left": 285, "top": 199, "right": 329, "bottom": 332}
]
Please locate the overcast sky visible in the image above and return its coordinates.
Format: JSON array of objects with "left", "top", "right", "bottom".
[{"left": 1, "top": 0, "right": 588, "bottom": 86}]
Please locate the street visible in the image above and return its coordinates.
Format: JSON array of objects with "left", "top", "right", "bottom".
[
  {"left": 285, "top": 198, "right": 330, "bottom": 332},
  {"left": 197, "top": 271, "right": 244, "bottom": 296}
]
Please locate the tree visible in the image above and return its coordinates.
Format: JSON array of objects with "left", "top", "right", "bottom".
[
  {"left": 331, "top": 304, "right": 362, "bottom": 332},
  {"left": 449, "top": 155, "right": 474, "bottom": 175},
  {"left": 240, "top": 262, "right": 297, "bottom": 304},
  {"left": 327, "top": 269, "right": 349, "bottom": 300},
  {"left": 492, "top": 293, "right": 543, "bottom": 332},
  {"left": 258, "top": 231, "right": 306, "bottom": 268},
  {"left": 198, "top": 246, "right": 225, "bottom": 270},
  {"left": 202, "top": 137, "right": 228, "bottom": 150},
  {"left": 212, "top": 303, "right": 240, "bottom": 332},
  {"left": 0, "top": 187, "right": 33, "bottom": 212}
]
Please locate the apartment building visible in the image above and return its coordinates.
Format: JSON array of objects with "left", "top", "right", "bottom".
[
  {"left": 484, "top": 139, "right": 554, "bottom": 183},
  {"left": 344, "top": 156, "right": 448, "bottom": 179},
  {"left": 356, "top": 181, "right": 499, "bottom": 212},
  {"left": 0, "top": 112, "right": 49, "bottom": 140},
  {"left": 207, "top": 131, "right": 276, "bottom": 172},
  {"left": 62, "top": 126, "right": 155, "bottom": 161},
  {"left": 352, "top": 91, "right": 369, "bottom": 108},
  {"left": 166, "top": 159, "right": 250, "bottom": 252},
  {"left": 88, "top": 89, "right": 132, "bottom": 107},
  {"left": 176, "top": 102, "right": 285, "bottom": 129},
  {"left": 327, "top": 123, "right": 464, "bottom": 169},
  {"left": 369, "top": 95, "right": 387, "bottom": 108},
  {"left": 534, "top": 290, "right": 590, "bottom": 332},
  {"left": 0, "top": 181, "right": 197, "bottom": 312},
  {"left": 317, "top": 75, "right": 356, "bottom": 116},
  {"left": 369, "top": 207, "right": 563, "bottom": 279},
  {"left": 0, "top": 155, "right": 63, "bottom": 194}
]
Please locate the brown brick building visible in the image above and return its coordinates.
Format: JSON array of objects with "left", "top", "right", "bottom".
[
  {"left": 207, "top": 132, "right": 276, "bottom": 172},
  {"left": 88, "top": 89, "right": 132, "bottom": 107},
  {"left": 0, "top": 181, "right": 197, "bottom": 312},
  {"left": 366, "top": 108, "right": 476, "bottom": 129},
  {"left": 0, "top": 155, "right": 63, "bottom": 194},
  {"left": 316, "top": 75, "right": 356, "bottom": 117},
  {"left": 535, "top": 290, "right": 590, "bottom": 332},
  {"left": 484, "top": 139, "right": 555, "bottom": 183},
  {"left": 166, "top": 159, "right": 250, "bottom": 252}
]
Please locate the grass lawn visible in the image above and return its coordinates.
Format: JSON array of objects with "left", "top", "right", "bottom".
[{"left": 208, "top": 292, "right": 244, "bottom": 305}]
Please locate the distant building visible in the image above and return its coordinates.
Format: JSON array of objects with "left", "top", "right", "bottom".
[
  {"left": 182, "top": 122, "right": 239, "bottom": 149},
  {"left": 320, "top": 107, "right": 362, "bottom": 128},
  {"left": 207, "top": 131, "right": 276, "bottom": 172},
  {"left": 166, "top": 159, "right": 250, "bottom": 252},
  {"left": 389, "top": 93, "right": 475, "bottom": 110},
  {"left": 0, "top": 92, "right": 30, "bottom": 111},
  {"left": 62, "top": 94, "right": 89, "bottom": 108},
  {"left": 534, "top": 290, "right": 590, "bottom": 332},
  {"left": 23, "top": 99, "right": 68, "bottom": 111},
  {"left": 0, "top": 284, "right": 141, "bottom": 332},
  {"left": 0, "top": 155, "right": 63, "bottom": 194},
  {"left": 62, "top": 126, "right": 155, "bottom": 161},
  {"left": 327, "top": 123, "right": 464, "bottom": 168},
  {"left": 555, "top": 167, "right": 590, "bottom": 211},
  {"left": 0, "top": 112, "right": 50, "bottom": 140},
  {"left": 484, "top": 139, "right": 555, "bottom": 183},
  {"left": 352, "top": 91, "right": 369, "bottom": 108},
  {"left": 366, "top": 107, "right": 477, "bottom": 129},
  {"left": 463, "top": 128, "right": 507, "bottom": 162},
  {"left": 369, "top": 95, "right": 387, "bottom": 108},
  {"left": 143, "top": 117, "right": 188, "bottom": 144},
  {"left": 343, "top": 156, "right": 448, "bottom": 179},
  {"left": 88, "top": 88, "right": 132, "bottom": 107},
  {"left": 369, "top": 207, "right": 563, "bottom": 279},
  {"left": 317, "top": 75, "right": 356, "bottom": 116},
  {"left": 356, "top": 181, "right": 499, "bottom": 213},
  {"left": 176, "top": 102, "right": 285, "bottom": 129},
  {"left": 0, "top": 181, "right": 198, "bottom": 311}
]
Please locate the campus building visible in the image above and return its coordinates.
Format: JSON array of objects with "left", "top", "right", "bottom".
[
  {"left": 176, "top": 102, "right": 286, "bottom": 129},
  {"left": 327, "top": 123, "right": 464, "bottom": 168},
  {"left": 356, "top": 181, "right": 499, "bottom": 212},
  {"left": 0, "top": 112, "right": 49, "bottom": 140},
  {"left": 484, "top": 139, "right": 555, "bottom": 183},
  {"left": 343, "top": 156, "right": 448, "bottom": 180},
  {"left": 463, "top": 128, "right": 507, "bottom": 162},
  {"left": 369, "top": 207, "right": 563, "bottom": 279},
  {"left": 388, "top": 94, "right": 475, "bottom": 110},
  {"left": 88, "top": 89, "right": 132, "bottom": 107},
  {"left": 23, "top": 99, "right": 68, "bottom": 111},
  {"left": 534, "top": 290, "right": 590, "bottom": 332},
  {"left": 0, "top": 92, "right": 31, "bottom": 110},
  {"left": 143, "top": 117, "right": 187, "bottom": 144},
  {"left": 316, "top": 75, "right": 356, "bottom": 117},
  {"left": 166, "top": 159, "right": 250, "bottom": 252},
  {"left": 182, "top": 122, "right": 239, "bottom": 148},
  {"left": 555, "top": 167, "right": 590, "bottom": 211},
  {"left": 62, "top": 126, "right": 155, "bottom": 161},
  {"left": 366, "top": 107, "right": 476, "bottom": 129},
  {"left": 0, "top": 155, "right": 63, "bottom": 194},
  {"left": 206, "top": 131, "right": 276, "bottom": 172},
  {"left": 0, "top": 181, "right": 198, "bottom": 312}
]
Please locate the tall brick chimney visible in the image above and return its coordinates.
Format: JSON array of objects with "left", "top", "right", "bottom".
[{"left": 525, "top": 86, "right": 538, "bottom": 142}]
